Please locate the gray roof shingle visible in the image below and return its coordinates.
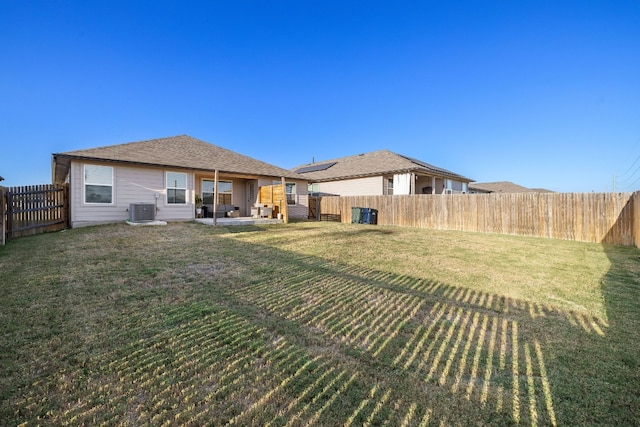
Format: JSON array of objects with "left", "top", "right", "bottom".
[
  {"left": 469, "top": 181, "right": 554, "bottom": 193},
  {"left": 291, "top": 149, "right": 472, "bottom": 182},
  {"left": 53, "top": 135, "right": 300, "bottom": 180}
]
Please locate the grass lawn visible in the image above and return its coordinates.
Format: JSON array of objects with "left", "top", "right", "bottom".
[{"left": 1, "top": 221, "right": 639, "bottom": 426}]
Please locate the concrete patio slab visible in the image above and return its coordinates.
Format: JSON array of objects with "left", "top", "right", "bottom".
[{"left": 195, "top": 217, "right": 283, "bottom": 226}]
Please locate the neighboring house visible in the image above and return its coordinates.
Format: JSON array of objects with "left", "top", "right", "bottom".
[
  {"left": 292, "top": 150, "right": 472, "bottom": 196},
  {"left": 52, "top": 135, "right": 308, "bottom": 227},
  {"left": 468, "top": 181, "right": 554, "bottom": 194}
]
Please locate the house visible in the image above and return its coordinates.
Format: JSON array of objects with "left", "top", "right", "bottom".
[
  {"left": 292, "top": 150, "right": 472, "bottom": 196},
  {"left": 52, "top": 135, "right": 308, "bottom": 227},
  {"left": 468, "top": 181, "right": 554, "bottom": 194}
]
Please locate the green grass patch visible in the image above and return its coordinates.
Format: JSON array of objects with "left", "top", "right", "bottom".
[{"left": 1, "top": 221, "right": 639, "bottom": 425}]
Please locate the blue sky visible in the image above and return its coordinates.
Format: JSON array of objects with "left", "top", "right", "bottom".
[{"left": 1, "top": 1, "right": 639, "bottom": 192}]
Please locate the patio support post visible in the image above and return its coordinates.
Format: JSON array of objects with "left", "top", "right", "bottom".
[
  {"left": 213, "top": 170, "right": 219, "bottom": 226},
  {"left": 431, "top": 176, "right": 436, "bottom": 194},
  {"left": 410, "top": 172, "right": 415, "bottom": 195},
  {"left": 0, "top": 186, "right": 6, "bottom": 246},
  {"left": 280, "top": 176, "right": 289, "bottom": 224}
]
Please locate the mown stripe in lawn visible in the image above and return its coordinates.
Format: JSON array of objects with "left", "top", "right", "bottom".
[{"left": 230, "top": 262, "right": 562, "bottom": 426}]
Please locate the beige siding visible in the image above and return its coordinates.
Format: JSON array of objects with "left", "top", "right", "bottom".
[
  {"left": 318, "top": 176, "right": 383, "bottom": 196},
  {"left": 231, "top": 180, "right": 246, "bottom": 210},
  {"left": 257, "top": 178, "right": 279, "bottom": 188},
  {"left": 70, "top": 162, "right": 309, "bottom": 225},
  {"left": 256, "top": 178, "right": 309, "bottom": 219},
  {"left": 70, "top": 161, "right": 195, "bottom": 227},
  {"left": 288, "top": 179, "right": 309, "bottom": 219}
]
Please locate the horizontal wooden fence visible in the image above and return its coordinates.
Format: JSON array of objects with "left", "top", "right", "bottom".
[
  {"left": 259, "top": 183, "right": 288, "bottom": 223},
  {"left": 318, "top": 192, "right": 640, "bottom": 247},
  {"left": 1, "top": 184, "right": 69, "bottom": 243}
]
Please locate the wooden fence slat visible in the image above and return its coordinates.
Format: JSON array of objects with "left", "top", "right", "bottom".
[
  {"left": 317, "top": 192, "right": 639, "bottom": 246},
  {"left": 1, "top": 184, "right": 69, "bottom": 241},
  {"left": 258, "top": 184, "right": 287, "bottom": 222},
  {"left": 0, "top": 186, "right": 5, "bottom": 245}
]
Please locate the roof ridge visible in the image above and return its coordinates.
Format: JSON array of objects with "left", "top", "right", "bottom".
[
  {"left": 291, "top": 149, "right": 471, "bottom": 182},
  {"left": 57, "top": 134, "right": 197, "bottom": 154},
  {"left": 53, "top": 135, "right": 301, "bottom": 181},
  {"left": 293, "top": 148, "right": 395, "bottom": 168}
]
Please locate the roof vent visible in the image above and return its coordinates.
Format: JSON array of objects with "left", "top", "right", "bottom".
[{"left": 129, "top": 203, "right": 155, "bottom": 222}]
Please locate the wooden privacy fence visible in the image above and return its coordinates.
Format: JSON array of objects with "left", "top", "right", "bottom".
[
  {"left": 1, "top": 184, "right": 69, "bottom": 244},
  {"left": 317, "top": 192, "right": 640, "bottom": 247},
  {"left": 258, "top": 183, "right": 288, "bottom": 223}
]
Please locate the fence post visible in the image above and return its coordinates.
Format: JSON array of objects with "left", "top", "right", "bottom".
[
  {"left": 5, "top": 188, "right": 13, "bottom": 240},
  {"left": 0, "top": 186, "right": 5, "bottom": 246},
  {"left": 634, "top": 191, "right": 640, "bottom": 249},
  {"left": 63, "top": 184, "right": 70, "bottom": 229}
]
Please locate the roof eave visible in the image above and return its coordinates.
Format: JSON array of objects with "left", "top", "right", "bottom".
[
  {"left": 53, "top": 153, "right": 304, "bottom": 181},
  {"left": 302, "top": 167, "right": 472, "bottom": 183}
]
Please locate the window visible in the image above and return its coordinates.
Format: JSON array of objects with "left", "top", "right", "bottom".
[
  {"left": 166, "top": 172, "right": 187, "bottom": 204},
  {"left": 285, "top": 183, "right": 296, "bottom": 205},
  {"left": 308, "top": 183, "right": 319, "bottom": 195},
  {"left": 84, "top": 165, "right": 113, "bottom": 204},
  {"left": 386, "top": 178, "right": 394, "bottom": 195},
  {"left": 218, "top": 181, "right": 233, "bottom": 204},
  {"left": 202, "top": 180, "right": 214, "bottom": 205},
  {"left": 202, "top": 179, "right": 232, "bottom": 205}
]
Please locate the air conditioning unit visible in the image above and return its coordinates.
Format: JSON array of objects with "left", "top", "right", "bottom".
[{"left": 129, "top": 203, "right": 156, "bottom": 222}]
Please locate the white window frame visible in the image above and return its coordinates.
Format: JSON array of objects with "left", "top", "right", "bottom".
[
  {"left": 202, "top": 179, "right": 214, "bottom": 206},
  {"left": 166, "top": 171, "right": 188, "bottom": 205},
  {"left": 285, "top": 182, "right": 296, "bottom": 205},
  {"left": 83, "top": 164, "right": 114, "bottom": 205},
  {"left": 202, "top": 179, "right": 233, "bottom": 206},
  {"left": 218, "top": 180, "right": 233, "bottom": 205}
]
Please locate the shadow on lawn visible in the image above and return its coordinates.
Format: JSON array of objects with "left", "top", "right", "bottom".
[
  {"left": 9, "top": 222, "right": 640, "bottom": 426},
  {"left": 220, "top": 242, "right": 621, "bottom": 426},
  {"left": 583, "top": 211, "right": 640, "bottom": 424},
  {"left": 537, "top": 198, "right": 640, "bottom": 425}
]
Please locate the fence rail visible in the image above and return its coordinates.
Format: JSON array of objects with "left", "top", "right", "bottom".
[
  {"left": 1, "top": 184, "right": 69, "bottom": 243},
  {"left": 317, "top": 192, "right": 640, "bottom": 247}
]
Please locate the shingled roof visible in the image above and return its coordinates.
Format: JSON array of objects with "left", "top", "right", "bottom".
[
  {"left": 469, "top": 181, "right": 554, "bottom": 193},
  {"left": 53, "top": 135, "right": 300, "bottom": 183},
  {"left": 291, "top": 150, "right": 472, "bottom": 182}
]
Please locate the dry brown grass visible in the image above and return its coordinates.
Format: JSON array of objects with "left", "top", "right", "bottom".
[{"left": 1, "top": 221, "right": 638, "bottom": 425}]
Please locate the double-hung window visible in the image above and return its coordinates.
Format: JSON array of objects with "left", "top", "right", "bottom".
[
  {"left": 84, "top": 165, "right": 113, "bottom": 204},
  {"left": 202, "top": 180, "right": 214, "bottom": 206},
  {"left": 166, "top": 172, "right": 187, "bottom": 204},
  {"left": 218, "top": 181, "right": 233, "bottom": 204},
  {"left": 285, "top": 183, "right": 296, "bottom": 205},
  {"left": 203, "top": 179, "right": 232, "bottom": 205}
]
